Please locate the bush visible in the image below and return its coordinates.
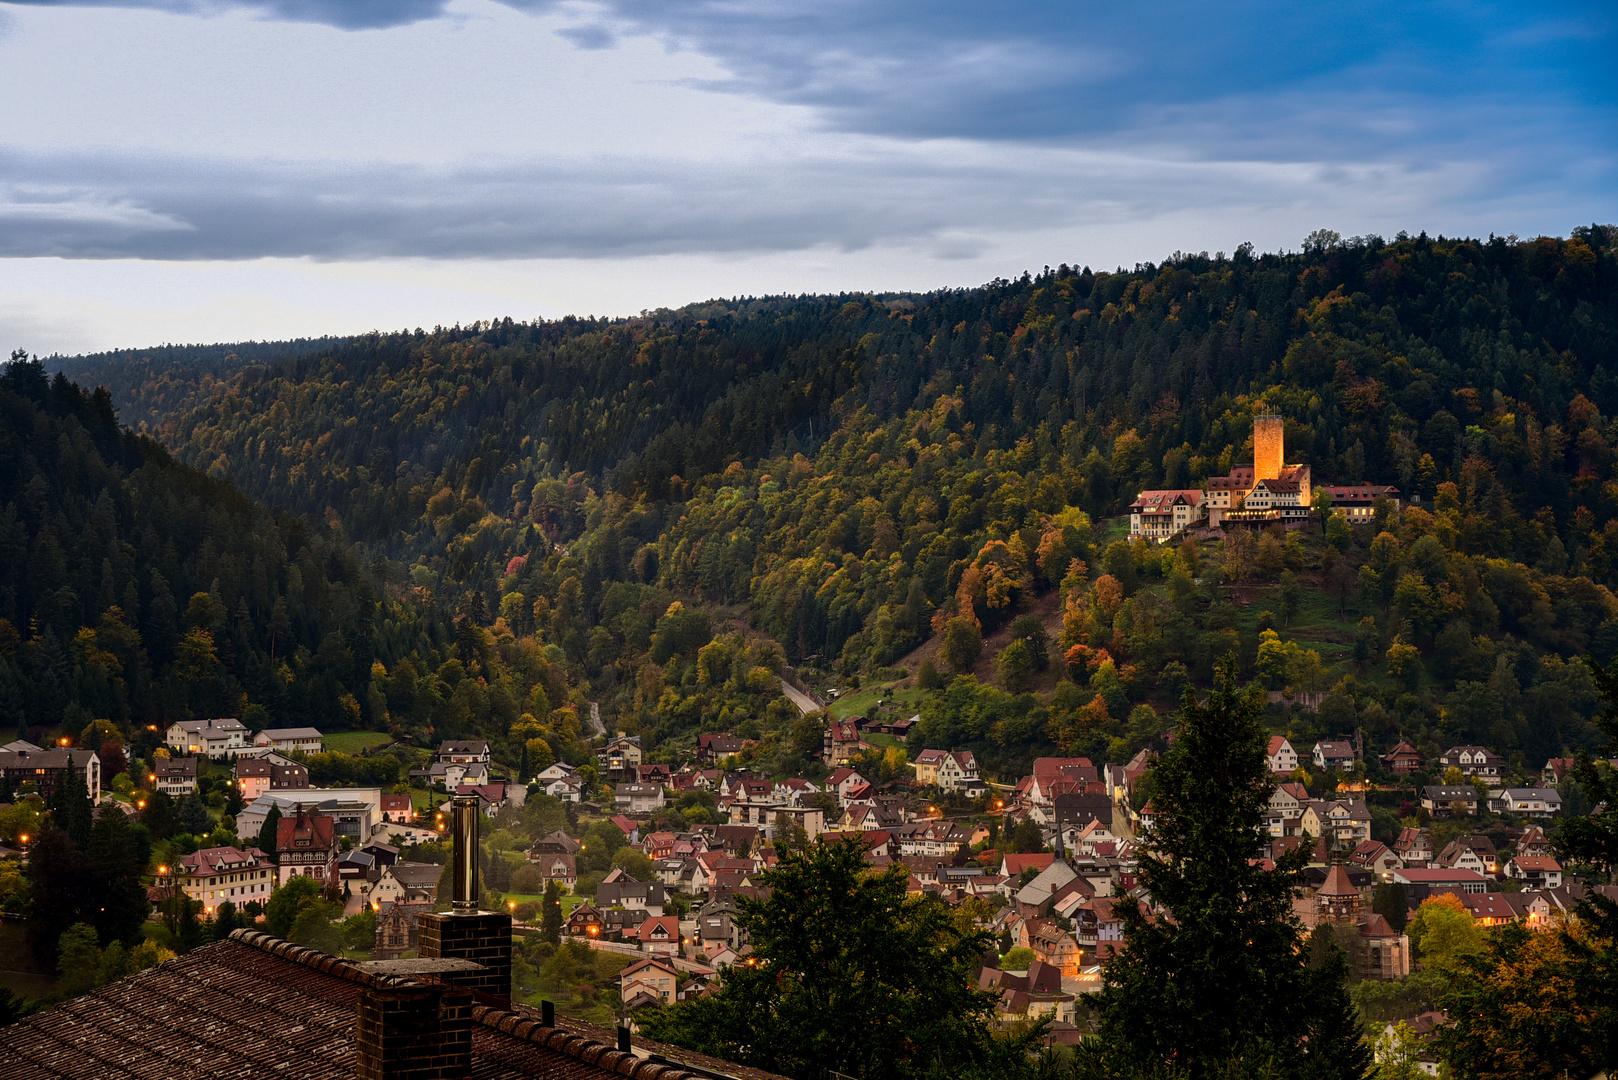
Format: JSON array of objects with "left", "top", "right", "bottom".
[
  {"left": 510, "top": 864, "right": 544, "bottom": 893},
  {"left": 1000, "top": 946, "right": 1036, "bottom": 970}
]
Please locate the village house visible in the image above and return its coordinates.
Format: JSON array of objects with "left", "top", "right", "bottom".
[
  {"left": 1266, "top": 736, "right": 1298, "bottom": 775},
  {"left": 1421, "top": 785, "right": 1479, "bottom": 817},
  {"left": 823, "top": 719, "right": 867, "bottom": 767},
  {"left": 695, "top": 734, "right": 746, "bottom": 763},
  {"left": 1486, "top": 787, "right": 1561, "bottom": 818},
  {"left": 178, "top": 845, "right": 276, "bottom": 913},
  {"left": 615, "top": 783, "right": 667, "bottom": 815},
  {"left": 911, "top": 750, "right": 947, "bottom": 786},
  {"left": 568, "top": 902, "right": 604, "bottom": 938},
  {"left": 253, "top": 727, "right": 324, "bottom": 755},
  {"left": 1391, "top": 827, "right": 1434, "bottom": 866},
  {"left": 1318, "top": 484, "right": 1400, "bottom": 521},
  {"left": 378, "top": 792, "right": 413, "bottom": 825},
  {"left": 598, "top": 873, "right": 668, "bottom": 915},
  {"left": 156, "top": 756, "right": 199, "bottom": 797},
  {"left": 1265, "top": 782, "right": 1310, "bottom": 837},
  {"left": 1438, "top": 745, "right": 1506, "bottom": 785},
  {"left": 533, "top": 853, "right": 579, "bottom": 892},
  {"left": 166, "top": 717, "right": 250, "bottom": 759},
  {"left": 595, "top": 734, "right": 642, "bottom": 780},
  {"left": 824, "top": 767, "right": 869, "bottom": 805},
  {"left": 619, "top": 957, "right": 682, "bottom": 1009},
  {"left": 635, "top": 915, "right": 681, "bottom": 957},
  {"left": 1019, "top": 917, "right": 1082, "bottom": 978},
  {"left": 1349, "top": 840, "right": 1402, "bottom": 878},
  {"left": 1312, "top": 739, "right": 1356, "bottom": 771},
  {"left": 1432, "top": 840, "right": 1489, "bottom": 876},
  {"left": 1505, "top": 855, "right": 1564, "bottom": 889},
  {"left": 363, "top": 861, "right": 440, "bottom": 908},
  {"left": 1297, "top": 799, "right": 1371, "bottom": 848},
  {"left": 1380, "top": 740, "right": 1423, "bottom": 775},
  {"left": 371, "top": 899, "right": 430, "bottom": 959},
  {"left": 1128, "top": 489, "right": 1206, "bottom": 540},
  {"left": 935, "top": 751, "right": 982, "bottom": 794},
  {"left": 234, "top": 758, "right": 310, "bottom": 802},
  {"left": 274, "top": 805, "right": 338, "bottom": 888}
]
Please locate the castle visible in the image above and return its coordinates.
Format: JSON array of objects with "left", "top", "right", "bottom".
[{"left": 1129, "top": 412, "right": 1397, "bottom": 540}]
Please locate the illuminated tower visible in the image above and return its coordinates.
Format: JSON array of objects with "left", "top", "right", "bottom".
[{"left": 1253, "top": 412, "right": 1284, "bottom": 483}]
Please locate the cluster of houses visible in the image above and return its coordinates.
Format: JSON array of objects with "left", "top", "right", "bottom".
[{"left": 164, "top": 718, "right": 325, "bottom": 760}]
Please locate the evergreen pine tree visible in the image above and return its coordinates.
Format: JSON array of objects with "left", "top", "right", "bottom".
[
  {"left": 257, "top": 804, "right": 282, "bottom": 856},
  {"left": 541, "top": 879, "right": 563, "bottom": 946},
  {"left": 1080, "top": 662, "right": 1370, "bottom": 1079},
  {"left": 47, "top": 753, "right": 93, "bottom": 851},
  {"left": 87, "top": 804, "right": 151, "bottom": 944}
]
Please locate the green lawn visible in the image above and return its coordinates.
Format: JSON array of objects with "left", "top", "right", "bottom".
[
  {"left": 325, "top": 731, "right": 395, "bottom": 754},
  {"left": 829, "top": 684, "right": 924, "bottom": 720}
]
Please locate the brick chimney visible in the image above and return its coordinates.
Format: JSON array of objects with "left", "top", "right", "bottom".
[
  {"left": 416, "top": 792, "right": 511, "bottom": 999},
  {"left": 355, "top": 978, "right": 472, "bottom": 1080}
]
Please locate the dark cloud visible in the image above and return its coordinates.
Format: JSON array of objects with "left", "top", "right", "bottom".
[
  {"left": 8, "top": 0, "right": 452, "bottom": 30},
  {"left": 555, "top": 22, "right": 614, "bottom": 50},
  {"left": 0, "top": 145, "right": 1374, "bottom": 261}
]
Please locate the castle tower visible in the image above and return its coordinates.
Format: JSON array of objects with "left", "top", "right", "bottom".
[{"left": 1253, "top": 412, "right": 1284, "bottom": 483}]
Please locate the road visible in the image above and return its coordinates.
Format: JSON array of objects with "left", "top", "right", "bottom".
[{"left": 779, "top": 678, "right": 820, "bottom": 716}]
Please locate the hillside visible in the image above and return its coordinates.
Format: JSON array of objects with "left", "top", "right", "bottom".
[
  {"left": 16, "top": 226, "right": 1618, "bottom": 782},
  {"left": 0, "top": 354, "right": 588, "bottom": 772}
]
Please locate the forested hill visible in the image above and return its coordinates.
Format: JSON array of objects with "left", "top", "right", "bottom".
[
  {"left": 10, "top": 226, "right": 1618, "bottom": 783},
  {"left": 0, "top": 354, "right": 584, "bottom": 771},
  {"left": 53, "top": 337, "right": 348, "bottom": 434}
]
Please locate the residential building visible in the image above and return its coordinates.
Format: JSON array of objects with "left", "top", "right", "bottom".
[
  {"left": 568, "top": 903, "right": 605, "bottom": 938},
  {"left": 1486, "top": 787, "right": 1561, "bottom": 818},
  {"left": 1433, "top": 840, "right": 1489, "bottom": 876},
  {"left": 1391, "top": 827, "right": 1434, "bottom": 866},
  {"left": 156, "top": 756, "right": 199, "bottom": 797},
  {"left": 252, "top": 727, "right": 324, "bottom": 755},
  {"left": 1420, "top": 786, "right": 1479, "bottom": 817},
  {"left": 1127, "top": 489, "right": 1206, "bottom": 540},
  {"left": 619, "top": 957, "right": 682, "bottom": 1009},
  {"left": 234, "top": 758, "right": 310, "bottom": 802},
  {"left": 378, "top": 792, "right": 414, "bottom": 825},
  {"left": 0, "top": 747, "right": 101, "bottom": 801},
  {"left": 1266, "top": 736, "right": 1298, "bottom": 775},
  {"left": 596, "top": 734, "right": 642, "bottom": 779},
  {"left": 1380, "top": 740, "right": 1423, "bottom": 775},
  {"left": 438, "top": 740, "right": 492, "bottom": 765},
  {"left": 1312, "top": 740, "right": 1356, "bottom": 771},
  {"left": 371, "top": 899, "right": 429, "bottom": 959},
  {"left": 1349, "top": 841, "right": 1402, "bottom": 878},
  {"left": 364, "top": 862, "right": 440, "bottom": 908},
  {"left": 695, "top": 734, "right": 746, "bottom": 763},
  {"left": 935, "top": 750, "right": 981, "bottom": 794},
  {"left": 635, "top": 916, "right": 681, "bottom": 957},
  {"left": 616, "top": 783, "right": 667, "bottom": 815},
  {"left": 1019, "top": 917, "right": 1082, "bottom": 978},
  {"left": 1505, "top": 855, "right": 1563, "bottom": 889},
  {"left": 166, "top": 718, "right": 250, "bottom": 759},
  {"left": 533, "top": 853, "right": 578, "bottom": 892},
  {"left": 598, "top": 875, "right": 668, "bottom": 915},
  {"left": 178, "top": 845, "right": 275, "bottom": 913},
  {"left": 912, "top": 750, "right": 947, "bottom": 786},
  {"left": 1438, "top": 746, "right": 1506, "bottom": 786},
  {"left": 822, "top": 718, "right": 866, "bottom": 767},
  {"left": 1317, "top": 485, "right": 1401, "bottom": 521},
  {"left": 274, "top": 805, "right": 339, "bottom": 887}
]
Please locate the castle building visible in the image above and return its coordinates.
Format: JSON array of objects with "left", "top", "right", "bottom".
[{"left": 1211, "top": 413, "right": 1312, "bottom": 527}]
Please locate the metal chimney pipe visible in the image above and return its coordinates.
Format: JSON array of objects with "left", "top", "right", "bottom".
[{"left": 450, "top": 793, "right": 480, "bottom": 913}]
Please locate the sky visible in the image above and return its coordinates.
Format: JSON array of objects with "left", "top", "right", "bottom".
[{"left": 0, "top": 0, "right": 1612, "bottom": 355}]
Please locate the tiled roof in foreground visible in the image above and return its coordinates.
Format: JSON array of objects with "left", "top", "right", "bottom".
[{"left": 0, "top": 930, "right": 779, "bottom": 1080}]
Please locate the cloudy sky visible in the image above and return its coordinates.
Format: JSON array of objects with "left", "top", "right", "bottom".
[{"left": 0, "top": 0, "right": 1612, "bottom": 355}]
